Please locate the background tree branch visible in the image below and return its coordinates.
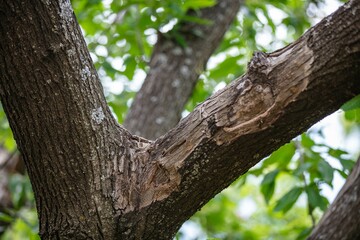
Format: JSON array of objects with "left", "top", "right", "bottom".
[{"left": 124, "top": 0, "right": 242, "bottom": 139}]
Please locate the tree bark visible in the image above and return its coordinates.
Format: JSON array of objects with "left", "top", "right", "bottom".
[
  {"left": 0, "top": 1, "right": 136, "bottom": 238},
  {"left": 308, "top": 156, "right": 360, "bottom": 240},
  {"left": 124, "top": 0, "right": 242, "bottom": 139},
  {"left": 0, "top": 0, "right": 359, "bottom": 239}
]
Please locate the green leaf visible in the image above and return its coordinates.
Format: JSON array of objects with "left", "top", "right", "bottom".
[
  {"left": 344, "top": 109, "right": 360, "bottom": 122},
  {"left": 296, "top": 227, "right": 313, "bottom": 240},
  {"left": 123, "top": 56, "right": 137, "bottom": 80},
  {"left": 305, "top": 184, "right": 328, "bottom": 211},
  {"left": 294, "top": 162, "right": 312, "bottom": 177},
  {"left": 181, "top": 15, "right": 213, "bottom": 25},
  {"left": 318, "top": 160, "right": 334, "bottom": 186},
  {"left": 172, "top": 31, "right": 187, "bottom": 47},
  {"left": 328, "top": 148, "right": 348, "bottom": 158},
  {"left": 183, "top": 0, "right": 216, "bottom": 9},
  {"left": 341, "top": 94, "right": 360, "bottom": 111},
  {"left": 8, "top": 174, "right": 31, "bottom": 210},
  {"left": 301, "top": 134, "right": 315, "bottom": 149},
  {"left": 30, "top": 235, "right": 41, "bottom": 240},
  {"left": 336, "top": 168, "right": 349, "bottom": 178},
  {"left": 208, "top": 55, "right": 243, "bottom": 81},
  {"left": 0, "top": 212, "right": 13, "bottom": 223},
  {"left": 274, "top": 187, "right": 303, "bottom": 213},
  {"left": 339, "top": 159, "right": 355, "bottom": 172},
  {"left": 7, "top": 218, "right": 39, "bottom": 239},
  {"left": 262, "top": 142, "right": 296, "bottom": 168},
  {"left": 102, "top": 61, "right": 117, "bottom": 79},
  {"left": 260, "top": 170, "right": 279, "bottom": 204}
]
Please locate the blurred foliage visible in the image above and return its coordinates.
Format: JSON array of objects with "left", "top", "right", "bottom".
[
  {"left": 341, "top": 95, "right": 360, "bottom": 124},
  {"left": 0, "top": 175, "right": 39, "bottom": 239},
  {"left": 0, "top": 105, "right": 16, "bottom": 151},
  {"left": 1, "top": 0, "right": 359, "bottom": 239}
]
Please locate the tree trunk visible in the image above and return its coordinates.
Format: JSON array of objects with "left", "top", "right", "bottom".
[
  {"left": 124, "top": 0, "right": 241, "bottom": 139},
  {"left": 0, "top": 0, "right": 359, "bottom": 239},
  {"left": 0, "top": 1, "right": 131, "bottom": 238}
]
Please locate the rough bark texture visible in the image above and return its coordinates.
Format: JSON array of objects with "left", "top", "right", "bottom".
[
  {"left": 124, "top": 0, "right": 242, "bottom": 139},
  {"left": 308, "top": 157, "right": 360, "bottom": 240},
  {"left": 0, "top": 0, "right": 359, "bottom": 239},
  {"left": 118, "top": 1, "right": 359, "bottom": 238},
  {"left": 0, "top": 1, "right": 139, "bottom": 238}
]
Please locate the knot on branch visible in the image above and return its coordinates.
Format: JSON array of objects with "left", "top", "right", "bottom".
[{"left": 247, "top": 51, "right": 270, "bottom": 82}]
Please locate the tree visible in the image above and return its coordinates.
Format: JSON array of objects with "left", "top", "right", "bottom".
[{"left": 0, "top": 0, "right": 359, "bottom": 239}]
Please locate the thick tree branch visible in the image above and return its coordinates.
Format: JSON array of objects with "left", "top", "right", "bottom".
[
  {"left": 308, "top": 156, "right": 360, "bottom": 240},
  {"left": 118, "top": 1, "right": 360, "bottom": 238},
  {"left": 124, "top": 0, "right": 242, "bottom": 139}
]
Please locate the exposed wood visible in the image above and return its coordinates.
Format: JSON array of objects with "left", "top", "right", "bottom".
[
  {"left": 124, "top": 0, "right": 242, "bottom": 139},
  {"left": 0, "top": 0, "right": 359, "bottom": 239},
  {"left": 115, "top": 1, "right": 360, "bottom": 238}
]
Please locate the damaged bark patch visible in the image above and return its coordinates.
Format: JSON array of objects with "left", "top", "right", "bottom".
[
  {"left": 207, "top": 116, "right": 219, "bottom": 136},
  {"left": 126, "top": 38, "right": 317, "bottom": 213},
  {"left": 213, "top": 40, "right": 314, "bottom": 145},
  {"left": 127, "top": 39, "right": 317, "bottom": 212}
]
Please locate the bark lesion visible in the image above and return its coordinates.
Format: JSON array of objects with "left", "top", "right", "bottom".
[
  {"left": 110, "top": 131, "right": 184, "bottom": 213},
  {"left": 110, "top": 133, "right": 152, "bottom": 212}
]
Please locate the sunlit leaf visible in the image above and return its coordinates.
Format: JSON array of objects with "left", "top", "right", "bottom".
[
  {"left": 344, "top": 109, "right": 360, "bottom": 122},
  {"left": 209, "top": 56, "right": 243, "bottom": 81},
  {"left": 301, "top": 134, "right": 315, "bottom": 149},
  {"left": 262, "top": 142, "right": 296, "bottom": 168},
  {"left": 341, "top": 94, "right": 360, "bottom": 111},
  {"left": 183, "top": 0, "right": 216, "bottom": 9}
]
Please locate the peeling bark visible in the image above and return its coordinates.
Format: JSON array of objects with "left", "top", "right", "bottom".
[
  {"left": 118, "top": 2, "right": 359, "bottom": 238},
  {"left": 0, "top": 0, "right": 359, "bottom": 239},
  {"left": 124, "top": 0, "right": 242, "bottom": 139}
]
